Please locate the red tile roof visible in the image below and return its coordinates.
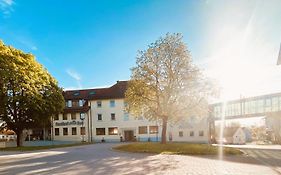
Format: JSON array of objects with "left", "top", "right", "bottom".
[{"left": 63, "top": 81, "right": 128, "bottom": 100}]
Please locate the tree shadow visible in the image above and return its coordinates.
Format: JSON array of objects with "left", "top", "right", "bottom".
[
  {"left": 0, "top": 143, "right": 177, "bottom": 175},
  {"left": 0, "top": 143, "right": 280, "bottom": 175}
]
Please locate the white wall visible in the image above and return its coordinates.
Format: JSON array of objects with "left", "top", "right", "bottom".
[
  {"left": 53, "top": 112, "right": 89, "bottom": 142},
  {"left": 167, "top": 118, "right": 209, "bottom": 143},
  {"left": 89, "top": 99, "right": 160, "bottom": 142},
  {"left": 53, "top": 98, "right": 210, "bottom": 143},
  {"left": 233, "top": 128, "right": 246, "bottom": 144}
]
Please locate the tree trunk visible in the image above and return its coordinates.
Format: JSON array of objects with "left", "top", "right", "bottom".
[
  {"left": 16, "top": 130, "right": 23, "bottom": 147},
  {"left": 161, "top": 116, "right": 168, "bottom": 144}
]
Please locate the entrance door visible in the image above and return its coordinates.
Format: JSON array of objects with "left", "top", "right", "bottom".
[{"left": 124, "top": 130, "right": 134, "bottom": 141}]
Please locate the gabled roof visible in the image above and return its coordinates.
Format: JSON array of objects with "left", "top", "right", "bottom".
[{"left": 63, "top": 81, "right": 128, "bottom": 100}]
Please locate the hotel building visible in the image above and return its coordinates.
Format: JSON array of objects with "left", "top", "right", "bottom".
[{"left": 52, "top": 81, "right": 211, "bottom": 143}]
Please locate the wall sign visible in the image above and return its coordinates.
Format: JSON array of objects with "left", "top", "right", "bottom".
[{"left": 55, "top": 121, "right": 84, "bottom": 126}]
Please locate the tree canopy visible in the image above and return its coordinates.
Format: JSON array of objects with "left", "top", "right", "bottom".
[
  {"left": 0, "top": 40, "right": 64, "bottom": 146},
  {"left": 125, "top": 33, "right": 216, "bottom": 144}
]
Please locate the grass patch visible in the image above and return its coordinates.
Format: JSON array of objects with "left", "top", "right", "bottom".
[
  {"left": 0, "top": 142, "right": 91, "bottom": 152},
  {"left": 114, "top": 142, "right": 242, "bottom": 155}
]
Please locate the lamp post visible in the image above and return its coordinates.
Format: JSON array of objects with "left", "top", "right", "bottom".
[{"left": 80, "top": 112, "right": 86, "bottom": 142}]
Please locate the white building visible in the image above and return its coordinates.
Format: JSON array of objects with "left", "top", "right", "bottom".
[
  {"left": 233, "top": 128, "right": 246, "bottom": 144},
  {"left": 168, "top": 117, "right": 210, "bottom": 143},
  {"left": 0, "top": 129, "right": 16, "bottom": 142},
  {"left": 222, "top": 127, "right": 246, "bottom": 144},
  {"left": 52, "top": 81, "right": 211, "bottom": 143}
]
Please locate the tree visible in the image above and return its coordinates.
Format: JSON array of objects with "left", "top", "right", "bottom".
[
  {"left": 0, "top": 41, "right": 64, "bottom": 146},
  {"left": 250, "top": 125, "right": 267, "bottom": 141},
  {"left": 126, "top": 33, "right": 216, "bottom": 144},
  {"left": 266, "top": 113, "right": 281, "bottom": 144}
]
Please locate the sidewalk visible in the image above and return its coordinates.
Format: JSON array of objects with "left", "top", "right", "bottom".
[{"left": 213, "top": 144, "right": 281, "bottom": 150}]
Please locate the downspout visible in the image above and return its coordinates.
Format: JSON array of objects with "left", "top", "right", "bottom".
[
  {"left": 90, "top": 101, "right": 93, "bottom": 142},
  {"left": 88, "top": 107, "right": 90, "bottom": 142}
]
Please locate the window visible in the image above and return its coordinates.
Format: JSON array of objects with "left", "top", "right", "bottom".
[
  {"left": 97, "top": 101, "right": 102, "bottom": 108},
  {"left": 110, "top": 100, "right": 115, "bottom": 107},
  {"left": 73, "top": 91, "right": 80, "bottom": 96},
  {"left": 272, "top": 97, "right": 279, "bottom": 111},
  {"left": 96, "top": 128, "right": 105, "bottom": 135},
  {"left": 97, "top": 114, "right": 102, "bottom": 121},
  {"left": 108, "top": 127, "right": 118, "bottom": 135},
  {"left": 199, "top": 131, "right": 204, "bottom": 136},
  {"left": 124, "top": 102, "right": 128, "bottom": 108},
  {"left": 71, "top": 113, "right": 76, "bottom": 120},
  {"left": 139, "top": 126, "right": 148, "bottom": 134},
  {"left": 80, "top": 127, "right": 85, "bottom": 135},
  {"left": 123, "top": 113, "right": 129, "bottom": 121},
  {"left": 179, "top": 131, "right": 183, "bottom": 137},
  {"left": 89, "top": 91, "right": 96, "bottom": 95},
  {"left": 54, "top": 114, "right": 59, "bottom": 120},
  {"left": 55, "top": 128, "right": 59, "bottom": 136},
  {"left": 79, "top": 100, "right": 84, "bottom": 107},
  {"left": 257, "top": 100, "right": 264, "bottom": 113},
  {"left": 149, "top": 126, "right": 158, "bottom": 134},
  {"left": 265, "top": 98, "right": 272, "bottom": 112},
  {"left": 190, "top": 131, "right": 194, "bottom": 137},
  {"left": 63, "top": 128, "right": 68, "bottom": 136},
  {"left": 111, "top": 113, "right": 116, "bottom": 120},
  {"left": 72, "top": 127, "right": 77, "bottom": 135},
  {"left": 67, "top": 100, "right": 72, "bottom": 107},
  {"left": 63, "top": 113, "right": 68, "bottom": 120}
]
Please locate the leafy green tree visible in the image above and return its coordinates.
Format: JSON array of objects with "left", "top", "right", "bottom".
[
  {"left": 126, "top": 33, "right": 216, "bottom": 144},
  {"left": 0, "top": 41, "right": 64, "bottom": 146}
]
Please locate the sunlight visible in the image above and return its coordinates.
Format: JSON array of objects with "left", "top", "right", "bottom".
[{"left": 201, "top": 0, "right": 281, "bottom": 101}]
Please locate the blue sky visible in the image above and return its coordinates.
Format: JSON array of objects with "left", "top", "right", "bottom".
[{"left": 1, "top": 0, "right": 281, "bottom": 100}]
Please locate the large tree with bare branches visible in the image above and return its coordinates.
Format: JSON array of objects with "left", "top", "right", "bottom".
[{"left": 125, "top": 33, "right": 216, "bottom": 144}]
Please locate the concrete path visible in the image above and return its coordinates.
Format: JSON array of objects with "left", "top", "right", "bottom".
[
  {"left": 0, "top": 143, "right": 279, "bottom": 175},
  {"left": 213, "top": 143, "right": 281, "bottom": 150}
]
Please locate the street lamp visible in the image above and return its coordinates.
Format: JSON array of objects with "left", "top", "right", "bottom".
[{"left": 80, "top": 112, "right": 86, "bottom": 142}]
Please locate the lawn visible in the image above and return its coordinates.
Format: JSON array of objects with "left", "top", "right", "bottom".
[
  {"left": 114, "top": 142, "right": 242, "bottom": 155},
  {"left": 0, "top": 142, "right": 91, "bottom": 151}
]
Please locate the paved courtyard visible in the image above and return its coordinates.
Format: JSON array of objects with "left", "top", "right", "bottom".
[{"left": 0, "top": 143, "right": 280, "bottom": 175}]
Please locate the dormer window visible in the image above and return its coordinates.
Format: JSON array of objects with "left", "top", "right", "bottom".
[
  {"left": 73, "top": 91, "right": 80, "bottom": 96},
  {"left": 89, "top": 91, "right": 96, "bottom": 95},
  {"left": 67, "top": 100, "right": 72, "bottom": 107},
  {"left": 79, "top": 100, "right": 84, "bottom": 107}
]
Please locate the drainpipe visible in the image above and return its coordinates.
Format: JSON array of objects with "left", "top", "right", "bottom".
[
  {"left": 87, "top": 108, "right": 90, "bottom": 142},
  {"left": 89, "top": 101, "right": 93, "bottom": 142}
]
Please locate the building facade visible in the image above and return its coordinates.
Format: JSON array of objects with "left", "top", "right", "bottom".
[{"left": 52, "top": 81, "right": 211, "bottom": 143}]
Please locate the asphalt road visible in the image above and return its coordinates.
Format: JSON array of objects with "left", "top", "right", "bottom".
[
  {"left": 242, "top": 148, "right": 281, "bottom": 174},
  {"left": 0, "top": 143, "right": 279, "bottom": 175}
]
